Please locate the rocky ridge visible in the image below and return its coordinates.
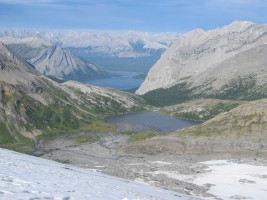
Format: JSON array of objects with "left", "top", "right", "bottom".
[
  {"left": 0, "top": 37, "right": 109, "bottom": 80},
  {"left": 136, "top": 21, "right": 267, "bottom": 99}
]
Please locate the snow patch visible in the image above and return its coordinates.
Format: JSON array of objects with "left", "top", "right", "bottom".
[
  {"left": 149, "top": 160, "right": 267, "bottom": 200},
  {"left": 0, "top": 148, "right": 199, "bottom": 200}
]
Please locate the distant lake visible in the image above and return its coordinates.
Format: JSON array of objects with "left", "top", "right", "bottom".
[
  {"left": 105, "top": 113, "right": 200, "bottom": 134},
  {"left": 81, "top": 71, "right": 145, "bottom": 91}
]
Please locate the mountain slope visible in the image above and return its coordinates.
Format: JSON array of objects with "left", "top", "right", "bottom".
[
  {"left": 136, "top": 21, "right": 267, "bottom": 101},
  {"left": 0, "top": 37, "right": 110, "bottom": 81},
  {"left": 28, "top": 45, "right": 109, "bottom": 80},
  {"left": 0, "top": 42, "right": 145, "bottom": 153},
  {"left": 0, "top": 36, "right": 52, "bottom": 59}
]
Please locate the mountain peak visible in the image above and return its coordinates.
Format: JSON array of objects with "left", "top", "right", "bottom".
[{"left": 230, "top": 20, "right": 254, "bottom": 27}]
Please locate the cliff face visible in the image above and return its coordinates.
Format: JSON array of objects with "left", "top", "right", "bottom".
[{"left": 136, "top": 21, "right": 267, "bottom": 96}]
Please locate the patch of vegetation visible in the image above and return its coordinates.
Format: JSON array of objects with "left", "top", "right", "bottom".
[
  {"left": 0, "top": 126, "right": 35, "bottom": 154},
  {"left": 119, "top": 131, "right": 138, "bottom": 135},
  {"left": 24, "top": 100, "right": 80, "bottom": 131},
  {"left": 210, "top": 75, "right": 267, "bottom": 100},
  {"left": 0, "top": 122, "right": 15, "bottom": 144},
  {"left": 37, "top": 120, "right": 116, "bottom": 140},
  {"left": 1, "top": 141, "right": 35, "bottom": 155},
  {"left": 173, "top": 102, "right": 242, "bottom": 121},
  {"left": 47, "top": 76, "right": 67, "bottom": 83},
  {"left": 175, "top": 109, "right": 266, "bottom": 138},
  {"left": 142, "top": 81, "right": 197, "bottom": 107},
  {"left": 141, "top": 75, "right": 267, "bottom": 108},
  {"left": 129, "top": 131, "right": 159, "bottom": 142}
]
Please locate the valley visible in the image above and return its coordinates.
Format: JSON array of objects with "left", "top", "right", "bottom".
[{"left": 1, "top": 20, "right": 267, "bottom": 200}]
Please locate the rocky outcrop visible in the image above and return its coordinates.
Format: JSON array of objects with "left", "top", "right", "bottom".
[{"left": 136, "top": 21, "right": 267, "bottom": 97}]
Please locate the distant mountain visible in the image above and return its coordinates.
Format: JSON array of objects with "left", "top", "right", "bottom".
[
  {"left": 0, "top": 30, "right": 180, "bottom": 72},
  {"left": 0, "top": 42, "right": 145, "bottom": 152},
  {"left": 0, "top": 30, "right": 179, "bottom": 57},
  {"left": 0, "top": 37, "right": 110, "bottom": 80},
  {"left": 137, "top": 21, "right": 267, "bottom": 105},
  {"left": 28, "top": 45, "right": 110, "bottom": 80}
]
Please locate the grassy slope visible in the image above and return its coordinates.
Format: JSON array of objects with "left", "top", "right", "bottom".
[
  {"left": 141, "top": 76, "right": 267, "bottom": 107},
  {"left": 172, "top": 99, "right": 267, "bottom": 137},
  {"left": 0, "top": 77, "right": 145, "bottom": 154},
  {"left": 162, "top": 99, "right": 246, "bottom": 121}
]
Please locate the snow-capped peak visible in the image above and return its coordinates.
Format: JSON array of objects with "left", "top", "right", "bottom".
[{"left": 0, "top": 36, "right": 53, "bottom": 48}]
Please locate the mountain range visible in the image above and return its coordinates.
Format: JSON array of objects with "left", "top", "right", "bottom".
[
  {"left": 0, "top": 37, "right": 109, "bottom": 81},
  {"left": 0, "top": 30, "right": 179, "bottom": 57},
  {"left": 1, "top": 21, "right": 267, "bottom": 200},
  {"left": 137, "top": 21, "right": 267, "bottom": 105},
  {"left": 0, "top": 30, "right": 180, "bottom": 72}
]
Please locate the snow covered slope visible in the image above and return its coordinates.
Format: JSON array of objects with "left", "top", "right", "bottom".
[{"left": 0, "top": 148, "right": 200, "bottom": 200}]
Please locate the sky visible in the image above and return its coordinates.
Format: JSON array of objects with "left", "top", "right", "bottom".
[{"left": 0, "top": 0, "right": 267, "bottom": 33}]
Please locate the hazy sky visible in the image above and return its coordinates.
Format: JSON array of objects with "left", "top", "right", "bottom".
[{"left": 0, "top": 0, "right": 267, "bottom": 33}]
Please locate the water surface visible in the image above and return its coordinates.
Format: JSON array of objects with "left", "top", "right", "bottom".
[
  {"left": 81, "top": 71, "right": 145, "bottom": 91},
  {"left": 105, "top": 113, "right": 200, "bottom": 134}
]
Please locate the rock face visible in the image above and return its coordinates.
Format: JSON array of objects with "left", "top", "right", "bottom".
[
  {"left": 28, "top": 45, "right": 109, "bottom": 80},
  {"left": 136, "top": 21, "right": 267, "bottom": 96},
  {"left": 0, "top": 37, "right": 109, "bottom": 80},
  {"left": 0, "top": 42, "right": 39, "bottom": 84}
]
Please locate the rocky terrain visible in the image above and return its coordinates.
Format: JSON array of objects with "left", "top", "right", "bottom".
[
  {"left": 39, "top": 98, "right": 267, "bottom": 199},
  {"left": 0, "top": 37, "right": 109, "bottom": 80},
  {"left": 136, "top": 21, "right": 267, "bottom": 102}
]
